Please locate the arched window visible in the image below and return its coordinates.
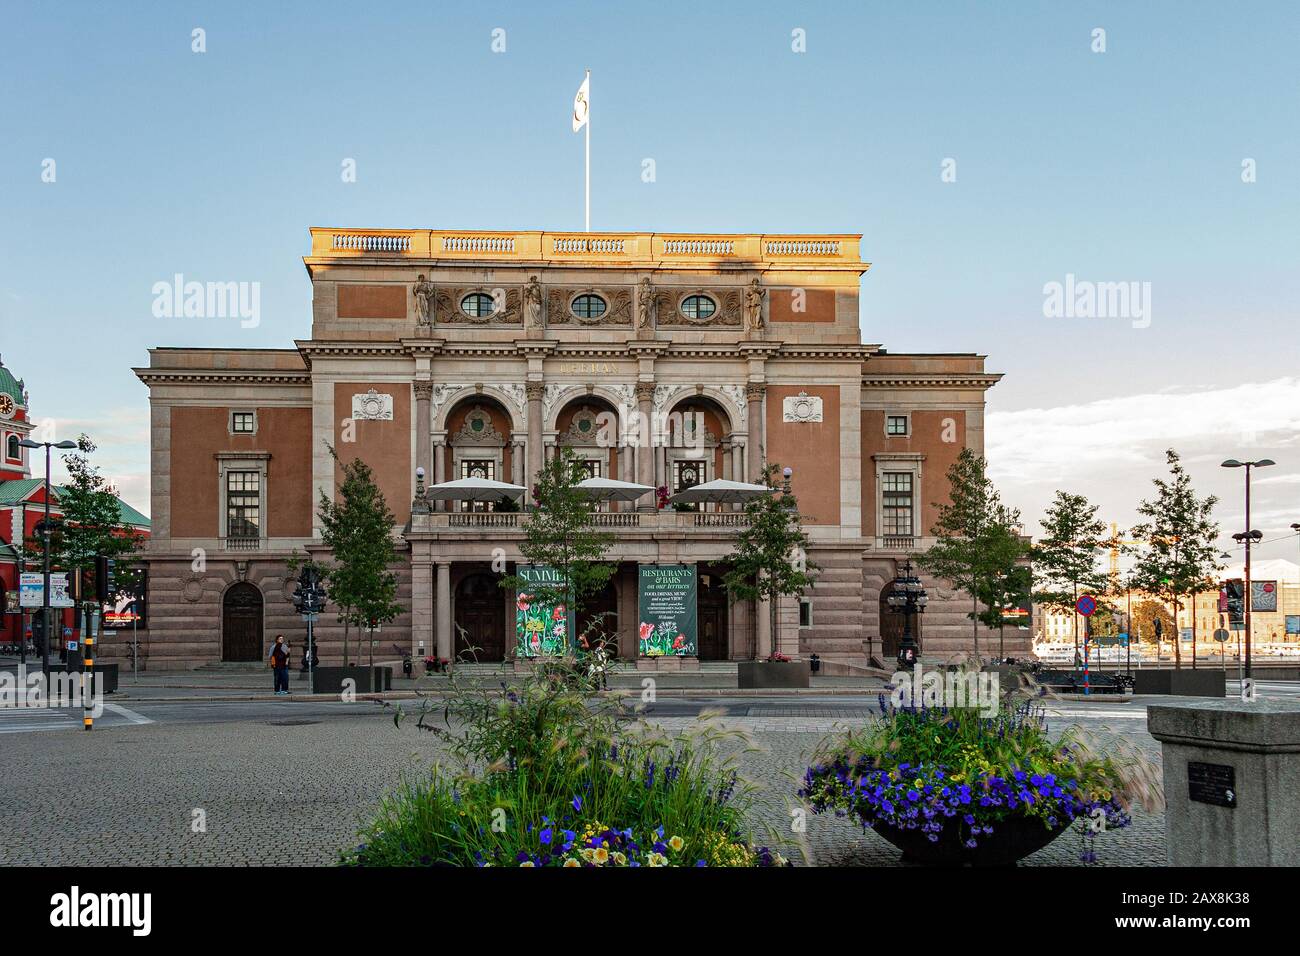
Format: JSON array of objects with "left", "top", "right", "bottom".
[
  {"left": 680, "top": 294, "right": 717, "bottom": 320},
  {"left": 6, "top": 434, "right": 18, "bottom": 461},
  {"left": 460, "top": 292, "right": 497, "bottom": 317}
]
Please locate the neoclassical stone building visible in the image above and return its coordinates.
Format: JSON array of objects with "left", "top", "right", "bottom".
[{"left": 132, "top": 227, "right": 1011, "bottom": 670}]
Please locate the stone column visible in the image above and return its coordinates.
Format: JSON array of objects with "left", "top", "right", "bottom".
[
  {"left": 756, "top": 596, "right": 772, "bottom": 658},
  {"left": 635, "top": 381, "right": 655, "bottom": 507},
  {"left": 414, "top": 381, "right": 433, "bottom": 486},
  {"left": 511, "top": 440, "right": 523, "bottom": 486},
  {"left": 745, "top": 382, "right": 765, "bottom": 481},
  {"left": 411, "top": 556, "right": 434, "bottom": 661},
  {"left": 526, "top": 381, "right": 544, "bottom": 491},
  {"left": 433, "top": 437, "right": 447, "bottom": 512},
  {"left": 435, "top": 561, "right": 452, "bottom": 660}
]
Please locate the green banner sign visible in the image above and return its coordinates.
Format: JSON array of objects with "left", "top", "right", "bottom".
[
  {"left": 638, "top": 564, "right": 697, "bottom": 657},
  {"left": 515, "top": 565, "right": 569, "bottom": 657}
]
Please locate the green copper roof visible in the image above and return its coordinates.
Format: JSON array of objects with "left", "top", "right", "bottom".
[
  {"left": 0, "top": 480, "right": 150, "bottom": 529},
  {"left": 0, "top": 357, "right": 24, "bottom": 404}
]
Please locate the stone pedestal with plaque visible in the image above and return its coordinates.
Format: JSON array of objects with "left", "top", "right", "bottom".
[{"left": 1147, "top": 698, "right": 1300, "bottom": 866}]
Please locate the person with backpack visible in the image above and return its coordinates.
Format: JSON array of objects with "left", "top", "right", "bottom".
[{"left": 269, "top": 634, "right": 291, "bottom": 695}]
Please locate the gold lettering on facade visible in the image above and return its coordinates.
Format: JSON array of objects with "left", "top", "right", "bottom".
[{"left": 556, "top": 362, "right": 621, "bottom": 375}]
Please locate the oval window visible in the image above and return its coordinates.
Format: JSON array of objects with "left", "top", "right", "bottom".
[
  {"left": 571, "top": 293, "right": 607, "bottom": 319},
  {"left": 460, "top": 292, "right": 497, "bottom": 317},
  {"left": 680, "top": 294, "right": 717, "bottom": 319}
]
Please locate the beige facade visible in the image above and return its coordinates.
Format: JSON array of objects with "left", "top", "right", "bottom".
[{"left": 130, "top": 227, "right": 1008, "bottom": 670}]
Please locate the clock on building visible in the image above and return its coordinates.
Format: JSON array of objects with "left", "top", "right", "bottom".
[{"left": 0, "top": 393, "right": 14, "bottom": 419}]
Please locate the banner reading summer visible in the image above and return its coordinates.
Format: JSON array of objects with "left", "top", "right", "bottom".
[
  {"left": 515, "top": 565, "right": 569, "bottom": 658},
  {"left": 638, "top": 564, "right": 698, "bottom": 657}
]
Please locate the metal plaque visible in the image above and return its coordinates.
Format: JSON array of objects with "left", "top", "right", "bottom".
[{"left": 1187, "top": 761, "right": 1236, "bottom": 808}]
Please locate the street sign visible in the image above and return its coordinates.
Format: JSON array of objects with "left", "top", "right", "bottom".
[
  {"left": 65, "top": 640, "right": 78, "bottom": 651},
  {"left": 1117, "top": 633, "right": 1128, "bottom": 647},
  {"left": 1213, "top": 628, "right": 1230, "bottom": 643},
  {"left": 1075, "top": 594, "right": 1097, "bottom": 617}
]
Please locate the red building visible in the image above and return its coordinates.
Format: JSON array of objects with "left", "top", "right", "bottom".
[{"left": 0, "top": 355, "right": 150, "bottom": 648}]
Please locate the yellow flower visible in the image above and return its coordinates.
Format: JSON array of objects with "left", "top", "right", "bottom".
[
  {"left": 563, "top": 858, "right": 581, "bottom": 868},
  {"left": 612, "top": 852, "right": 627, "bottom": 865},
  {"left": 668, "top": 836, "right": 684, "bottom": 852},
  {"left": 593, "top": 847, "right": 610, "bottom": 864},
  {"left": 520, "top": 861, "right": 535, "bottom": 867},
  {"left": 647, "top": 852, "right": 667, "bottom": 867}
]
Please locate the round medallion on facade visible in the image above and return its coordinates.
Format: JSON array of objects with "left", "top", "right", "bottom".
[{"left": 182, "top": 576, "right": 205, "bottom": 603}]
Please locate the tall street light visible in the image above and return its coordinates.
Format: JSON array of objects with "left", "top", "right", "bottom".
[
  {"left": 1221, "top": 458, "right": 1275, "bottom": 680},
  {"left": 18, "top": 437, "right": 77, "bottom": 676}
]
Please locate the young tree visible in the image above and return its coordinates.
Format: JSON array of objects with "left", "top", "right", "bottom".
[
  {"left": 1031, "top": 491, "right": 1113, "bottom": 657},
  {"left": 1128, "top": 449, "right": 1222, "bottom": 670},
  {"left": 317, "top": 446, "right": 403, "bottom": 666},
  {"left": 915, "top": 448, "right": 1025, "bottom": 659},
  {"left": 975, "top": 554, "right": 1033, "bottom": 661},
  {"left": 35, "top": 435, "right": 143, "bottom": 576},
  {"left": 722, "top": 463, "right": 818, "bottom": 660},
  {"left": 501, "top": 447, "right": 615, "bottom": 654}
]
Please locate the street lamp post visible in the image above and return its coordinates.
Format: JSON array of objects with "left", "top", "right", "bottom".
[
  {"left": 1221, "top": 458, "right": 1275, "bottom": 681},
  {"left": 887, "top": 560, "right": 928, "bottom": 669},
  {"left": 18, "top": 438, "right": 77, "bottom": 677}
]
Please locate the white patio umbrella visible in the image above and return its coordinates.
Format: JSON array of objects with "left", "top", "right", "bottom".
[
  {"left": 424, "top": 476, "right": 527, "bottom": 503},
  {"left": 667, "top": 478, "right": 772, "bottom": 505},
  {"left": 572, "top": 476, "right": 655, "bottom": 503}
]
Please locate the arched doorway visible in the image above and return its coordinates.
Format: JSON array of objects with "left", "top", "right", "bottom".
[
  {"left": 222, "top": 582, "right": 264, "bottom": 661},
  {"left": 698, "top": 570, "right": 730, "bottom": 661},
  {"left": 455, "top": 572, "right": 505, "bottom": 662},
  {"left": 576, "top": 580, "right": 618, "bottom": 654},
  {"left": 879, "top": 582, "right": 922, "bottom": 661}
]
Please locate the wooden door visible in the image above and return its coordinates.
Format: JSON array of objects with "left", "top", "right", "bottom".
[
  {"left": 455, "top": 573, "right": 504, "bottom": 661},
  {"left": 697, "top": 573, "right": 729, "bottom": 660},
  {"left": 222, "top": 583, "right": 264, "bottom": 661}
]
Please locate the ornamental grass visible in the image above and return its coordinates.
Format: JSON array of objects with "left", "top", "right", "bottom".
[{"left": 342, "top": 655, "right": 786, "bottom": 867}]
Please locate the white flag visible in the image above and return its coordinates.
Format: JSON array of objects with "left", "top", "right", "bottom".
[{"left": 572, "top": 73, "right": 590, "bottom": 132}]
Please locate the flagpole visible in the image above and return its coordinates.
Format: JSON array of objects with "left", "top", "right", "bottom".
[{"left": 584, "top": 69, "right": 591, "bottom": 232}]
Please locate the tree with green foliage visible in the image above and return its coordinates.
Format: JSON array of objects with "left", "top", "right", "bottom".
[
  {"left": 1129, "top": 597, "right": 1175, "bottom": 647},
  {"left": 1128, "top": 449, "right": 1222, "bottom": 670},
  {"left": 915, "top": 448, "right": 1026, "bottom": 660},
  {"left": 500, "top": 447, "right": 615, "bottom": 655},
  {"left": 30, "top": 435, "right": 143, "bottom": 610},
  {"left": 1031, "top": 491, "right": 1113, "bottom": 656},
  {"left": 722, "top": 463, "right": 818, "bottom": 660},
  {"left": 975, "top": 554, "right": 1033, "bottom": 660},
  {"left": 316, "top": 445, "right": 403, "bottom": 665}
]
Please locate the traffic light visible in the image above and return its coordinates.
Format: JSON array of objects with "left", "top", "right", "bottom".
[
  {"left": 291, "top": 565, "right": 327, "bottom": 616},
  {"left": 1224, "top": 579, "right": 1245, "bottom": 629},
  {"left": 1154, "top": 617, "right": 1163, "bottom": 640},
  {"left": 94, "top": 556, "right": 114, "bottom": 603}
]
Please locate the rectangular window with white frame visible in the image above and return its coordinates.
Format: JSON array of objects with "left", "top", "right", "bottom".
[
  {"left": 230, "top": 411, "right": 256, "bottom": 435},
  {"left": 226, "top": 471, "right": 261, "bottom": 540},
  {"left": 881, "top": 472, "right": 914, "bottom": 536},
  {"left": 886, "top": 414, "right": 909, "bottom": 437}
]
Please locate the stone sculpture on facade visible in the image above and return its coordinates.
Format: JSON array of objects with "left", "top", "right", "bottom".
[
  {"left": 744, "top": 277, "right": 766, "bottom": 331},
  {"left": 412, "top": 274, "right": 435, "bottom": 325},
  {"left": 524, "top": 275, "right": 544, "bottom": 328}
]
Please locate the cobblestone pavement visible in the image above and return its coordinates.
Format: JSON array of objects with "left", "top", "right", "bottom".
[{"left": 0, "top": 701, "right": 1165, "bottom": 867}]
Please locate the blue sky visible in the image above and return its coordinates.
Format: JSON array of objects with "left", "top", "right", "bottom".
[{"left": 3, "top": 1, "right": 1298, "bottom": 559}]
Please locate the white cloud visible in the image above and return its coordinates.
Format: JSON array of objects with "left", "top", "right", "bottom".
[{"left": 987, "top": 378, "right": 1300, "bottom": 560}]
